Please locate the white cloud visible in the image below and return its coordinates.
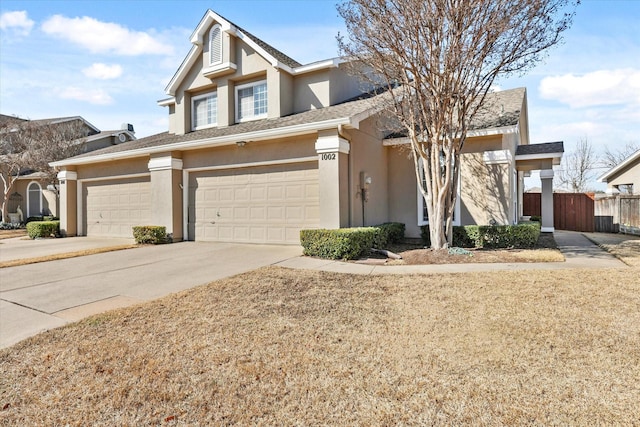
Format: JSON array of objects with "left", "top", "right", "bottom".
[
  {"left": 539, "top": 68, "right": 640, "bottom": 108},
  {"left": 41, "top": 14, "right": 173, "bottom": 56},
  {"left": 58, "top": 87, "right": 114, "bottom": 105},
  {"left": 0, "top": 11, "right": 34, "bottom": 36},
  {"left": 83, "top": 63, "right": 123, "bottom": 80}
]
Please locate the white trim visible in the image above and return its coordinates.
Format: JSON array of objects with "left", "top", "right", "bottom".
[
  {"left": 191, "top": 91, "right": 218, "bottom": 131},
  {"left": 292, "top": 58, "right": 342, "bottom": 75},
  {"left": 76, "top": 173, "right": 151, "bottom": 236},
  {"left": 235, "top": 80, "right": 268, "bottom": 123},
  {"left": 202, "top": 62, "right": 237, "bottom": 77},
  {"left": 483, "top": 149, "right": 513, "bottom": 165},
  {"left": 157, "top": 97, "right": 175, "bottom": 107},
  {"left": 183, "top": 169, "right": 189, "bottom": 240},
  {"left": 541, "top": 226, "right": 555, "bottom": 233},
  {"left": 183, "top": 156, "right": 318, "bottom": 240},
  {"left": 383, "top": 125, "right": 520, "bottom": 146},
  {"left": 184, "top": 156, "right": 317, "bottom": 173},
  {"left": 51, "top": 117, "right": 353, "bottom": 167},
  {"left": 598, "top": 148, "right": 640, "bottom": 183},
  {"left": 26, "top": 181, "right": 43, "bottom": 218},
  {"left": 539, "top": 169, "right": 555, "bottom": 179},
  {"left": 148, "top": 157, "right": 183, "bottom": 171},
  {"left": 515, "top": 152, "right": 563, "bottom": 163},
  {"left": 315, "top": 134, "right": 350, "bottom": 154},
  {"left": 57, "top": 170, "right": 77, "bottom": 181}
]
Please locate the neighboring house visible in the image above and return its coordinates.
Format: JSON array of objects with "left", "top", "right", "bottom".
[
  {"left": 598, "top": 149, "right": 640, "bottom": 195},
  {"left": 51, "top": 9, "right": 563, "bottom": 242},
  {"left": 0, "top": 114, "right": 135, "bottom": 220}
]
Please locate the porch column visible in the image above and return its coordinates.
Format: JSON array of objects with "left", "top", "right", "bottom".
[
  {"left": 148, "top": 155, "right": 183, "bottom": 241},
  {"left": 540, "top": 169, "right": 555, "bottom": 232},
  {"left": 57, "top": 170, "right": 77, "bottom": 237},
  {"left": 315, "top": 130, "right": 350, "bottom": 229}
]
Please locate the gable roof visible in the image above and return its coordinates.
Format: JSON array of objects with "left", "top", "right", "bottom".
[
  {"left": 598, "top": 148, "right": 640, "bottom": 183},
  {"left": 51, "top": 93, "right": 382, "bottom": 167},
  {"left": 165, "top": 10, "right": 303, "bottom": 96},
  {"left": 0, "top": 115, "right": 100, "bottom": 135},
  {"left": 469, "top": 87, "right": 526, "bottom": 131}
]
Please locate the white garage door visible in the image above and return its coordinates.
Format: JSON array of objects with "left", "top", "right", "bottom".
[
  {"left": 188, "top": 162, "right": 319, "bottom": 244},
  {"left": 83, "top": 177, "right": 152, "bottom": 237}
]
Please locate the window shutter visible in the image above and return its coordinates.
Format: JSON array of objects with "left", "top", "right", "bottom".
[{"left": 209, "top": 25, "right": 222, "bottom": 65}]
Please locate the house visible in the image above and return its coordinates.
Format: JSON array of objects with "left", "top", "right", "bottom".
[
  {"left": 0, "top": 114, "right": 135, "bottom": 221},
  {"left": 598, "top": 149, "right": 640, "bottom": 195},
  {"left": 50, "top": 9, "right": 563, "bottom": 242}
]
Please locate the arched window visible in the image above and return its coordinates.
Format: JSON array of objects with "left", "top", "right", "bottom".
[
  {"left": 209, "top": 24, "right": 222, "bottom": 66},
  {"left": 27, "top": 181, "right": 42, "bottom": 218}
]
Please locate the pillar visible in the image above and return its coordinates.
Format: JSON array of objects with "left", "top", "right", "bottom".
[
  {"left": 57, "top": 170, "right": 77, "bottom": 237},
  {"left": 540, "top": 169, "right": 554, "bottom": 232},
  {"left": 148, "top": 155, "right": 183, "bottom": 241},
  {"left": 315, "top": 129, "right": 350, "bottom": 229}
]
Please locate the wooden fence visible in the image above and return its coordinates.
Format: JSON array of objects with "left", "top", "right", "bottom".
[
  {"left": 523, "top": 192, "right": 595, "bottom": 232},
  {"left": 595, "top": 195, "right": 640, "bottom": 235}
]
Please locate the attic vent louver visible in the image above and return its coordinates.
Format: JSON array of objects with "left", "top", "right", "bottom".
[{"left": 209, "top": 24, "right": 222, "bottom": 65}]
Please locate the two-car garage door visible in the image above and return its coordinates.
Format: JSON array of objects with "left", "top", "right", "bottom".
[
  {"left": 83, "top": 177, "right": 152, "bottom": 238},
  {"left": 188, "top": 162, "right": 319, "bottom": 244}
]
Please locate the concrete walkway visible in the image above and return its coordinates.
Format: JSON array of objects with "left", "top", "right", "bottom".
[{"left": 0, "top": 230, "right": 632, "bottom": 349}]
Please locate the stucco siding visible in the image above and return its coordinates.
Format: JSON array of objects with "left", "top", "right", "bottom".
[
  {"left": 348, "top": 117, "right": 388, "bottom": 227},
  {"left": 387, "top": 147, "right": 421, "bottom": 238},
  {"left": 608, "top": 161, "right": 640, "bottom": 192},
  {"left": 460, "top": 152, "right": 510, "bottom": 225}
]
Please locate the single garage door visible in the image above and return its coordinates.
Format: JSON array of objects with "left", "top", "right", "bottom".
[
  {"left": 83, "top": 177, "right": 152, "bottom": 237},
  {"left": 188, "top": 162, "right": 319, "bottom": 244}
]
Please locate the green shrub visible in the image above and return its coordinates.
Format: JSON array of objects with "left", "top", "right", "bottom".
[
  {"left": 421, "top": 222, "right": 540, "bottom": 249},
  {"left": 26, "top": 221, "right": 60, "bottom": 239},
  {"left": 25, "top": 215, "right": 58, "bottom": 224},
  {"left": 372, "top": 222, "right": 405, "bottom": 248},
  {"left": 132, "top": 225, "right": 168, "bottom": 244},
  {"left": 530, "top": 215, "right": 541, "bottom": 223},
  {"left": 300, "top": 228, "right": 377, "bottom": 260}
]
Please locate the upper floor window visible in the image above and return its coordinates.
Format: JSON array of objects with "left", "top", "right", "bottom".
[
  {"left": 236, "top": 81, "right": 267, "bottom": 122},
  {"left": 192, "top": 92, "right": 218, "bottom": 130},
  {"left": 209, "top": 24, "right": 222, "bottom": 66}
]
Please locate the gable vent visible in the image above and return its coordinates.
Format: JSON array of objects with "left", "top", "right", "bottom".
[{"left": 209, "top": 25, "right": 222, "bottom": 65}]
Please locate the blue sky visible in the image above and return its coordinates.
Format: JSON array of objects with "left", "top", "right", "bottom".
[{"left": 1, "top": 0, "right": 639, "bottom": 190}]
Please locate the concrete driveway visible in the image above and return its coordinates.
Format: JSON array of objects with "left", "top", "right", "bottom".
[{"left": 0, "top": 240, "right": 301, "bottom": 349}]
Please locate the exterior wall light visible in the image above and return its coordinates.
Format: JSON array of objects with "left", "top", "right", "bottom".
[{"left": 236, "top": 140, "right": 247, "bottom": 147}]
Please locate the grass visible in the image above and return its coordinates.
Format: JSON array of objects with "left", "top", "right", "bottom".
[
  {"left": 0, "top": 245, "right": 139, "bottom": 268},
  {"left": 592, "top": 238, "right": 640, "bottom": 267},
  {"left": 1, "top": 266, "right": 639, "bottom": 425},
  {"left": 0, "top": 229, "right": 27, "bottom": 240}
]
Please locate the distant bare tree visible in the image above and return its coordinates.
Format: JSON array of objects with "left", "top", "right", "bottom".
[
  {"left": 338, "top": 0, "right": 577, "bottom": 248},
  {"left": 557, "top": 138, "right": 596, "bottom": 192},
  {"left": 601, "top": 141, "right": 640, "bottom": 194},
  {"left": 0, "top": 119, "right": 87, "bottom": 222},
  {"left": 602, "top": 141, "right": 640, "bottom": 169}
]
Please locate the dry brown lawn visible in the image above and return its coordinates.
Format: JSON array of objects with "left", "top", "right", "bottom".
[
  {"left": 0, "top": 245, "right": 139, "bottom": 268},
  {"left": 0, "top": 229, "right": 26, "bottom": 240},
  {"left": 2, "top": 266, "right": 639, "bottom": 425},
  {"left": 599, "top": 240, "right": 640, "bottom": 268}
]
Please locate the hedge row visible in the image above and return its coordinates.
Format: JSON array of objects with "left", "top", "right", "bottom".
[
  {"left": 300, "top": 222, "right": 405, "bottom": 260},
  {"left": 132, "top": 226, "right": 168, "bottom": 244},
  {"left": 421, "top": 222, "right": 541, "bottom": 249},
  {"left": 26, "top": 221, "right": 60, "bottom": 239}
]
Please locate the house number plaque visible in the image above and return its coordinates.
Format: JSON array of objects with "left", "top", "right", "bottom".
[{"left": 321, "top": 153, "right": 336, "bottom": 161}]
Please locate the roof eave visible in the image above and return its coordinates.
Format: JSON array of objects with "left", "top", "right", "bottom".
[
  {"left": 50, "top": 117, "right": 353, "bottom": 168},
  {"left": 597, "top": 149, "right": 640, "bottom": 182}
]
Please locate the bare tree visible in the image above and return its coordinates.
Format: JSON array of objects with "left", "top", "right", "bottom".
[
  {"left": 602, "top": 141, "right": 640, "bottom": 169},
  {"left": 557, "top": 137, "right": 596, "bottom": 192},
  {"left": 338, "top": 0, "right": 576, "bottom": 248},
  {"left": 0, "top": 118, "right": 88, "bottom": 222},
  {"left": 601, "top": 141, "right": 640, "bottom": 194}
]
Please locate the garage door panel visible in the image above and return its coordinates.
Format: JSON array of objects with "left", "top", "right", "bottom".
[
  {"left": 84, "top": 177, "right": 151, "bottom": 238},
  {"left": 189, "top": 162, "right": 319, "bottom": 244}
]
